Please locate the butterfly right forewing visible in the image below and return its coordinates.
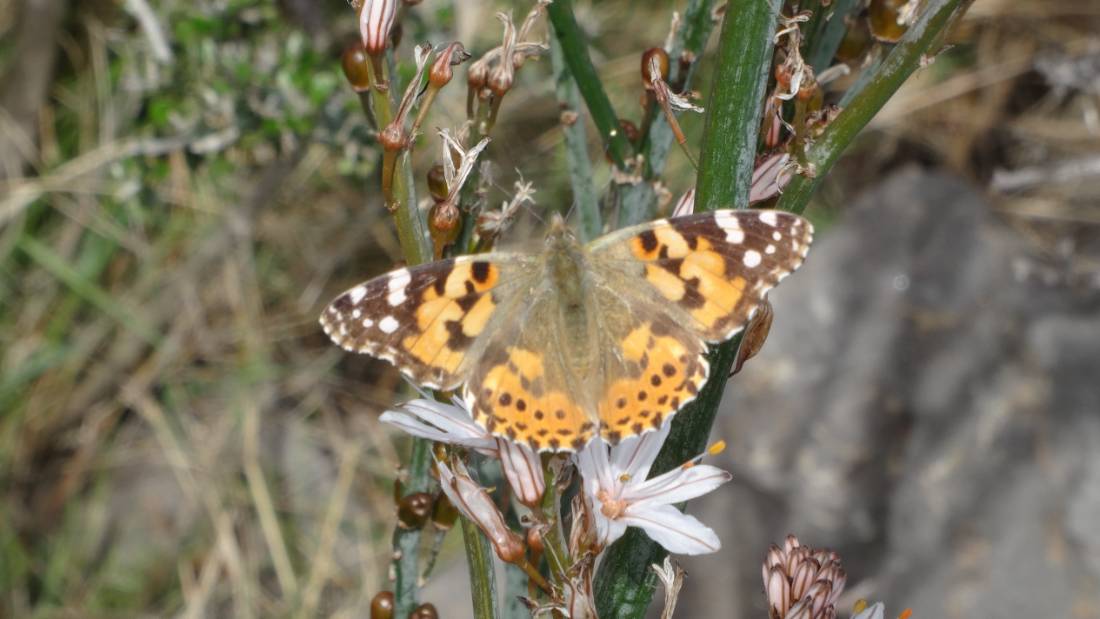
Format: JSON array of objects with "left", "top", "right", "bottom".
[{"left": 589, "top": 209, "right": 813, "bottom": 343}]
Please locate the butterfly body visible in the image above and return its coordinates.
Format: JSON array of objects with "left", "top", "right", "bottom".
[{"left": 321, "top": 209, "right": 813, "bottom": 451}]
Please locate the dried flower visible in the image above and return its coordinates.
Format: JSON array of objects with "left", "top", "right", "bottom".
[
  {"left": 762, "top": 535, "right": 847, "bottom": 619},
  {"left": 574, "top": 422, "right": 730, "bottom": 555},
  {"left": 436, "top": 455, "right": 526, "bottom": 563}
]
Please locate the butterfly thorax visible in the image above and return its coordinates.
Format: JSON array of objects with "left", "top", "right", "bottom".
[{"left": 541, "top": 221, "right": 600, "bottom": 383}]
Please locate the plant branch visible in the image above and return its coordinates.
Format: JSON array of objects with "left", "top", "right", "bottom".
[
  {"left": 546, "top": 0, "right": 633, "bottom": 169},
  {"left": 550, "top": 36, "right": 600, "bottom": 242},
  {"left": 778, "top": 0, "right": 973, "bottom": 214},
  {"left": 461, "top": 516, "right": 500, "bottom": 619},
  {"left": 696, "top": 0, "right": 782, "bottom": 212}
]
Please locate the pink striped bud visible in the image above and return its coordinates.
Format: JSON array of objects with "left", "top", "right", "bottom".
[{"left": 358, "top": 0, "right": 398, "bottom": 56}]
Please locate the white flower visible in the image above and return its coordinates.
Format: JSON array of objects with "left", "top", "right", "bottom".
[
  {"left": 358, "top": 0, "right": 397, "bottom": 56},
  {"left": 852, "top": 603, "right": 886, "bottom": 619},
  {"left": 380, "top": 397, "right": 544, "bottom": 506},
  {"left": 573, "top": 422, "right": 731, "bottom": 555}
]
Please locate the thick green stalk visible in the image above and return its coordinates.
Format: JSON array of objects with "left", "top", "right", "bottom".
[
  {"left": 695, "top": 0, "right": 782, "bottom": 212},
  {"left": 778, "top": 0, "right": 972, "bottom": 213},
  {"left": 594, "top": 2, "right": 781, "bottom": 616},
  {"left": 461, "top": 517, "right": 500, "bottom": 619},
  {"left": 546, "top": 0, "right": 633, "bottom": 169},
  {"left": 550, "top": 37, "right": 600, "bottom": 242}
]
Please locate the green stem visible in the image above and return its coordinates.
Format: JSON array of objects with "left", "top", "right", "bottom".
[
  {"left": 365, "top": 51, "right": 432, "bottom": 619},
  {"left": 546, "top": 0, "right": 633, "bottom": 169},
  {"left": 461, "top": 516, "right": 500, "bottom": 619},
  {"left": 777, "top": 0, "right": 972, "bottom": 214},
  {"left": 550, "top": 36, "right": 600, "bottom": 242},
  {"left": 695, "top": 0, "right": 782, "bottom": 212},
  {"left": 368, "top": 58, "right": 431, "bottom": 265}
]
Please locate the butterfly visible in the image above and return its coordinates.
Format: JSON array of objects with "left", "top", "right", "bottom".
[{"left": 320, "top": 209, "right": 813, "bottom": 451}]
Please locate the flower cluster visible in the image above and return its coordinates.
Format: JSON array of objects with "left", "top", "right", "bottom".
[{"left": 380, "top": 394, "right": 730, "bottom": 612}]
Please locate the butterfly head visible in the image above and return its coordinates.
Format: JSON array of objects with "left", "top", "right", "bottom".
[{"left": 546, "top": 212, "right": 578, "bottom": 249}]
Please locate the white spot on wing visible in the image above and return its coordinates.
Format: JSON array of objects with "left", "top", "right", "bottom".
[
  {"left": 765, "top": 244, "right": 776, "bottom": 255},
  {"left": 352, "top": 309, "right": 361, "bottom": 319},
  {"left": 348, "top": 285, "right": 367, "bottom": 304},
  {"left": 743, "top": 250, "right": 762, "bottom": 268},
  {"left": 387, "top": 269, "right": 411, "bottom": 306},
  {"left": 362, "top": 318, "right": 374, "bottom": 328},
  {"left": 759, "top": 211, "right": 779, "bottom": 226},
  {"left": 379, "top": 316, "right": 400, "bottom": 334},
  {"left": 772, "top": 231, "right": 782, "bottom": 241},
  {"left": 714, "top": 211, "right": 745, "bottom": 244}
]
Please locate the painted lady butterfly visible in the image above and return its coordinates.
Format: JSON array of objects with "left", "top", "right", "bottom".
[{"left": 321, "top": 209, "right": 813, "bottom": 451}]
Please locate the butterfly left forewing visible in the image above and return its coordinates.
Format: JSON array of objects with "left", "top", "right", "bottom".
[
  {"left": 320, "top": 254, "right": 533, "bottom": 390},
  {"left": 588, "top": 209, "right": 813, "bottom": 343}
]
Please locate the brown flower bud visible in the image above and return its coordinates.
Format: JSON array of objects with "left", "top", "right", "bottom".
[
  {"left": 868, "top": 0, "right": 909, "bottom": 43},
  {"left": 409, "top": 603, "right": 438, "bottom": 619},
  {"left": 370, "top": 591, "right": 395, "bottom": 619},
  {"left": 342, "top": 41, "right": 373, "bottom": 92},
  {"left": 397, "top": 492, "right": 434, "bottom": 530},
  {"left": 641, "top": 47, "right": 670, "bottom": 90},
  {"left": 429, "top": 200, "right": 461, "bottom": 256},
  {"left": 430, "top": 42, "right": 471, "bottom": 89},
  {"left": 380, "top": 122, "right": 407, "bottom": 152},
  {"left": 426, "top": 164, "right": 449, "bottom": 202}
]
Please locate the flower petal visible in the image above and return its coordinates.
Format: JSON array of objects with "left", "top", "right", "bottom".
[
  {"left": 380, "top": 399, "right": 495, "bottom": 450},
  {"left": 620, "top": 504, "right": 721, "bottom": 555},
  {"left": 575, "top": 437, "right": 615, "bottom": 496},
  {"left": 624, "top": 464, "right": 731, "bottom": 508},
  {"left": 497, "top": 437, "right": 544, "bottom": 507},
  {"left": 610, "top": 421, "right": 671, "bottom": 482}
]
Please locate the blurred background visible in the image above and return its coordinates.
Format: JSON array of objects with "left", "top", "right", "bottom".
[{"left": 1, "top": 0, "right": 1098, "bottom": 617}]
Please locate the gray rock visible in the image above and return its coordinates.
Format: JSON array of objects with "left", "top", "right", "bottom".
[{"left": 680, "top": 168, "right": 1100, "bottom": 618}]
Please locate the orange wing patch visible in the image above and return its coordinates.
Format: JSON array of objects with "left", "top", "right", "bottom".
[
  {"left": 467, "top": 347, "right": 596, "bottom": 451},
  {"left": 597, "top": 321, "right": 709, "bottom": 442},
  {"left": 320, "top": 256, "right": 514, "bottom": 390}
]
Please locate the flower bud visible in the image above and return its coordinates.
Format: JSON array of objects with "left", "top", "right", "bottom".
[
  {"left": 426, "top": 164, "right": 448, "bottom": 202},
  {"left": 429, "top": 200, "right": 461, "bottom": 256},
  {"left": 430, "top": 42, "right": 471, "bottom": 89},
  {"left": 370, "top": 591, "right": 395, "bottom": 619},
  {"left": 380, "top": 122, "right": 407, "bottom": 152},
  {"left": 868, "top": 0, "right": 909, "bottom": 43},
  {"left": 359, "top": 0, "right": 398, "bottom": 56},
  {"left": 409, "top": 603, "right": 438, "bottom": 619},
  {"left": 342, "top": 41, "right": 373, "bottom": 92},
  {"left": 397, "top": 492, "right": 434, "bottom": 530},
  {"left": 641, "top": 47, "right": 670, "bottom": 90}
]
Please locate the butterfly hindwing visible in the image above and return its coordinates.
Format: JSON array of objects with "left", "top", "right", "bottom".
[
  {"left": 588, "top": 209, "right": 813, "bottom": 342},
  {"left": 320, "top": 255, "right": 533, "bottom": 390},
  {"left": 588, "top": 284, "right": 710, "bottom": 443},
  {"left": 463, "top": 285, "right": 598, "bottom": 452}
]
